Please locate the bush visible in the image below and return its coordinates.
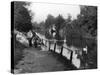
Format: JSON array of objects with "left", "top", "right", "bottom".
[{"left": 86, "top": 39, "right": 97, "bottom": 68}]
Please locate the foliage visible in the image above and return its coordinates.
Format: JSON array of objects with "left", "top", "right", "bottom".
[
  {"left": 55, "top": 15, "right": 65, "bottom": 40},
  {"left": 14, "top": 1, "right": 32, "bottom": 32},
  {"left": 45, "top": 14, "right": 55, "bottom": 29},
  {"left": 45, "top": 30, "right": 53, "bottom": 39},
  {"left": 63, "top": 6, "right": 97, "bottom": 48},
  {"left": 55, "top": 15, "right": 65, "bottom": 31},
  {"left": 77, "top": 6, "right": 97, "bottom": 37}
]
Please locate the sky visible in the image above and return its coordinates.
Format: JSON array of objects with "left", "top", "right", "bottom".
[{"left": 27, "top": 2, "right": 81, "bottom": 23}]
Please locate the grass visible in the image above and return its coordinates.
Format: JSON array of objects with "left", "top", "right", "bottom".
[{"left": 14, "top": 38, "right": 27, "bottom": 68}]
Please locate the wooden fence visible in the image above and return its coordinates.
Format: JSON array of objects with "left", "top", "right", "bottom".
[{"left": 41, "top": 39, "right": 74, "bottom": 65}]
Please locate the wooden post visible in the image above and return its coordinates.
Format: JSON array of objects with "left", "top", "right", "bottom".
[
  {"left": 70, "top": 51, "right": 73, "bottom": 63},
  {"left": 45, "top": 40, "right": 47, "bottom": 46},
  {"left": 41, "top": 39, "right": 43, "bottom": 44},
  {"left": 54, "top": 43, "right": 56, "bottom": 52},
  {"left": 60, "top": 46, "right": 63, "bottom": 55},
  {"left": 49, "top": 41, "right": 50, "bottom": 51}
]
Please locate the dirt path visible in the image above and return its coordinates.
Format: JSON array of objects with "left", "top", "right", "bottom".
[{"left": 14, "top": 47, "right": 76, "bottom": 73}]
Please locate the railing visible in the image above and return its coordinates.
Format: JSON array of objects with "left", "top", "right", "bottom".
[{"left": 41, "top": 39, "right": 74, "bottom": 65}]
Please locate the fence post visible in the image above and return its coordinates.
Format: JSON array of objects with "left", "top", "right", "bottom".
[
  {"left": 54, "top": 43, "right": 56, "bottom": 52},
  {"left": 70, "top": 51, "right": 73, "bottom": 63},
  {"left": 41, "top": 39, "right": 43, "bottom": 44},
  {"left": 49, "top": 41, "right": 50, "bottom": 51},
  {"left": 45, "top": 40, "right": 47, "bottom": 46},
  {"left": 60, "top": 46, "right": 63, "bottom": 55}
]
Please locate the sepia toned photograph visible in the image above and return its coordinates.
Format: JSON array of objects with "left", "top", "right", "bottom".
[{"left": 11, "top": 1, "right": 97, "bottom": 74}]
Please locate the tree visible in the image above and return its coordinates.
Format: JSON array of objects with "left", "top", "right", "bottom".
[
  {"left": 55, "top": 15, "right": 65, "bottom": 31},
  {"left": 78, "top": 6, "right": 97, "bottom": 37},
  {"left": 45, "top": 14, "right": 55, "bottom": 29},
  {"left": 55, "top": 15, "right": 65, "bottom": 46},
  {"left": 14, "top": 1, "right": 34, "bottom": 47},
  {"left": 65, "top": 6, "right": 97, "bottom": 48},
  {"left": 14, "top": 1, "right": 32, "bottom": 32},
  {"left": 79, "top": 6, "right": 97, "bottom": 68},
  {"left": 59, "top": 14, "right": 72, "bottom": 39},
  {"left": 69, "top": 6, "right": 97, "bottom": 68}
]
